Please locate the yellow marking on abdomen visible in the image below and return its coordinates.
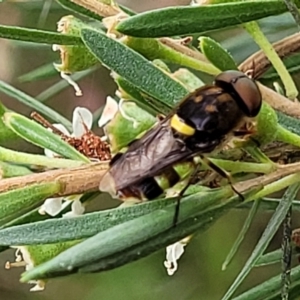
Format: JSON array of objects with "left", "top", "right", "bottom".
[{"left": 171, "top": 114, "right": 195, "bottom": 136}]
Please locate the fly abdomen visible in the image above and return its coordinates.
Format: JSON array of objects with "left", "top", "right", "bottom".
[{"left": 119, "top": 160, "right": 195, "bottom": 201}]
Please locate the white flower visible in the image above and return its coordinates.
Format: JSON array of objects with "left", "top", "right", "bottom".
[
  {"left": 41, "top": 107, "right": 92, "bottom": 217},
  {"left": 62, "top": 197, "right": 85, "bottom": 218},
  {"left": 98, "top": 96, "right": 119, "bottom": 127},
  {"left": 5, "top": 248, "right": 45, "bottom": 292},
  {"left": 44, "top": 106, "right": 93, "bottom": 158},
  {"left": 164, "top": 236, "right": 192, "bottom": 276},
  {"left": 98, "top": 96, "right": 139, "bottom": 128},
  {"left": 39, "top": 195, "right": 84, "bottom": 218}
]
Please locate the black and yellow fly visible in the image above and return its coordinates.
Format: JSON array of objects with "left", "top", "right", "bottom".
[{"left": 100, "top": 70, "right": 262, "bottom": 201}]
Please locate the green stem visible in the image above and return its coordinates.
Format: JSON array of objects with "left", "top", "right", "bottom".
[
  {"left": 244, "top": 21, "right": 298, "bottom": 99},
  {"left": 252, "top": 173, "right": 300, "bottom": 200},
  {"left": 276, "top": 124, "right": 300, "bottom": 147},
  {"left": 211, "top": 158, "right": 275, "bottom": 174},
  {"left": 0, "top": 147, "right": 85, "bottom": 169},
  {"left": 244, "top": 146, "right": 274, "bottom": 164},
  {"left": 124, "top": 37, "right": 220, "bottom": 75}
]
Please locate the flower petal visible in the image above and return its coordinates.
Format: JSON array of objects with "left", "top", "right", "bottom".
[
  {"left": 98, "top": 96, "right": 119, "bottom": 127},
  {"left": 164, "top": 236, "right": 191, "bottom": 276},
  {"left": 44, "top": 148, "right": 57, "bottom": 158},
  {"left": 39, "top": 197, "right": 63, "bottom": 216},
  {"left": 7, "top": 247, "right": 46, "bottom": 292},
  {"left": 53, "top": 123, "right": 70, "bottom": 136},
  {"left": 29, "top": 281, "right": 45, "bottom": 292},
  {"left": 72, "top": 107, "right": 93, "bottom": 137},
  {"left": 63, "top": 199, "right": 85, "bottom": 218}
]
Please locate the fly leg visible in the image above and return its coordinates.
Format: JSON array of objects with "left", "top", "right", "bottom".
[
  {"left": 199, "top": 155, "right": 244, "bottom": 201},
  {"left": 172, "top": 164, "right": 201, "bottom": 227}
]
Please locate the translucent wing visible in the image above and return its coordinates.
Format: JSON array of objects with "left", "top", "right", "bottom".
[{"left": 99, "top": 120, "right": 191, "bottom": 196}]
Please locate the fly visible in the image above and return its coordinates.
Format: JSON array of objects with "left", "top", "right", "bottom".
[{"left": 99, "top": 70, "right": 262, "bottom": 201}]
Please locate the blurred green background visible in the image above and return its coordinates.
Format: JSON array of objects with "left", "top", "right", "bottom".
[{"left": 0, "top": 1, "right": 300, "bottom": 299}]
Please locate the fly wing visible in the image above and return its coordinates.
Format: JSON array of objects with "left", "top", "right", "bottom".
[{"left": 99, "top": 120, "right": 190, "bottom": 195}]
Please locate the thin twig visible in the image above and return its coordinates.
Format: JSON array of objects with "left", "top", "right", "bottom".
[
  {"left": 0, "top": 162, "right": 109, "bottom": 197},
  {"left": 239, "top": 33, "right": 300, "bottom": 78},
  {"left": 70, "top": 0, "right": 120, "bottom": 17},
  {"left": 159, "top": 37, "right": 207, "bottom": 62},
  {"left": 259, "top": 83, "right": 300, "bottom": 118},
  {"left": 1, "top": 160, "right": 300, "bottom": 199},
  {"left": 234, "top": 163, "right": 300, "bottom": 193}
]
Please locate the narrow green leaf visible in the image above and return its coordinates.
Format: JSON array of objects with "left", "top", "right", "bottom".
[
  {"left": 222, "top": 200, "right": 261, "bottom": 270},
  {"left": 222, "top": 183, "right": 300, "bottom": 300},
  {"left": 25, "top": 241, "right": 81, "bottom": 268},
  {"left": 81, "top": 28, "right": 188, "bottom": 107},
  {"left": 56, "top": 0, "right": 103, "bottom": 21},
  {"left": 36, "top": 67, "right": 98, "bottom": 102},
  {"left": 114, "top": 76, "right": 160, "bottom": 115},
  {"left": 0, "top": 187, "right": 231, "bottom": 246},
  {"left": 255, "top": 248, "right": 282, "bottom": 267},
  {"left": 80, "top": 186, "right": 265, "bottom": 274},
  {"left": 80, "top": 196, "right": 239, "bottom": 274},
  {"left": 199, "top": 37, "right": 237, "bottom": 71},
  {"left": 0, "top": 182, "right": 61, "bottom": 223},
  {"left": 0, "top": 198, "right": 175, "bottom": 245},
  {"left": 277, "top": 111, "right": 300, "bottom": 137},
  {"left": 244, "top": 146, "right": 274, "bottom": 164},
  {"left": 116, "top": 0, "right": 299, "bottom": 37},
  {"left": 0, "top": 161, "right": 32, "bottom": 178},
  {"left": 239, "top": 198, "right": 300, "bottom": 213},
  {"left": 0, "top": 81, "right": 72, "bottom": 131},
  {"left": 0, "top": 24, "right": 82, "bottom": 45},
  {"left": 232, "top": 265, "right": 300, "bottom": 300},
  {"left": 0, "top": 102, "right": 18, "bottom": 142},
  {"left": 1, "top": 193, "right": 98, "bottom": 230},
  {"left": 0, "top": 207, "right": 48, "bottom": 229},
  {"left": 286, "top": 276, "right": 300, "bottom": 300},
  {"left": 21, "top": 186, "right": 261, "bottom": 280},
  {"left": 0, "top": 146, "right": 85, "bottom": 168},
  {"left": 3, "top": 113, "right": 89, "bottom": 162},
  {"left": 124, "top": 37, "right": 220, "bottom": 75},
  {"left": 21, "top": 187, "right": 237, "bottom": 280},
  {"left": 119, "top": 4, "right": 136, "bottom": 16},
  {"left": 18, "top": 63, "right": 58, "bottom": 83}
]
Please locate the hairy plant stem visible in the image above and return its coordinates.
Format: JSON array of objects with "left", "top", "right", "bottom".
[{"left": 0, "top": 160, "right": 298, "bottom": 200}]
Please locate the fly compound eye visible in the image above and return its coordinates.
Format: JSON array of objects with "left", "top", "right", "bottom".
[{"left": 214, "top": 70, "right": 262, "bottom": 117}]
